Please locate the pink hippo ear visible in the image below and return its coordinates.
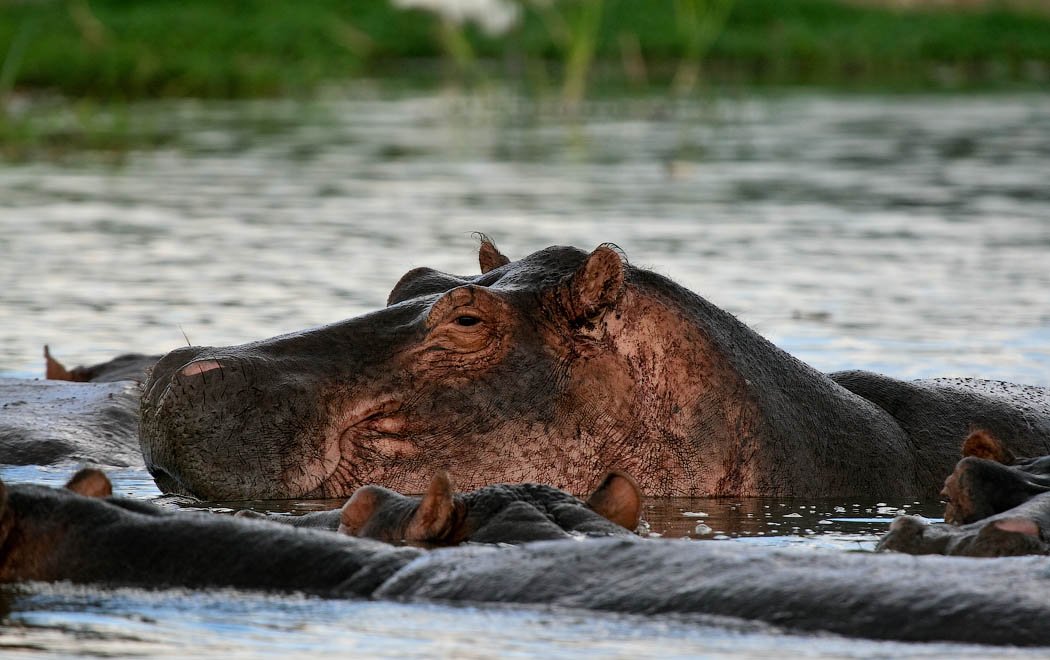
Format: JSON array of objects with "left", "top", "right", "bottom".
[
  {"left": 962, "top": 429, "right": 1015, "bottom": 464},
  {"left": 338, "top": 485, "right": 389, "bottom": 536},
  {"left": 566, "top": 246, "right": 625, "bottom": 323},
  {"left": 586, "top": 470, "right": 642, "bottom": 530},
  {"left": 64, "top": 468, "right": 112, "bottom": 497},
  {"left": 406, "top": 471, "right": 456, "bottom": 542},
  {"left": 478, "top": 239, "right": 510, "bottom": 274}
]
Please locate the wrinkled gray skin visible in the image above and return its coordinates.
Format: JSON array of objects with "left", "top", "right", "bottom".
[
  {"left": 0, "top": 352, "right": 159, "bottom": 467},
  {"left": 0, "top": 379, "right": 143, "bottom": 467},
  {"left": 140, "top": 242, "right": 1050, "bottom": 500},
  {"left": 6, "top": 479, "right": 1050, "bottom": 647}
]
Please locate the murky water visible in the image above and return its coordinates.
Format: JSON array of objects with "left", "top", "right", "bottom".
[{"left": 1, "top": 88, "right": 1049, "bottom": 656}]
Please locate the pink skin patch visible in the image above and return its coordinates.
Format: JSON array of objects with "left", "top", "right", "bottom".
[
  {"left": 180, "top": 360, "right": 223, "bottom": 378},
  {"left": 994, "top": 518, "right": 1040, "bottom": 537}
]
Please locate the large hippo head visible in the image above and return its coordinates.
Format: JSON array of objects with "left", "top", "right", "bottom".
[
  {"left": 142, "top": 241, "right": 749, "bottom": 500},
  {"left": 141, "top": 241, "right": 764, "bottom": 500}
]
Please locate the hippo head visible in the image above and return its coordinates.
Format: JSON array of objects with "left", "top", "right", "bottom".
[{"left": 141, "top": 241, "right": 755, "bottom": 500}]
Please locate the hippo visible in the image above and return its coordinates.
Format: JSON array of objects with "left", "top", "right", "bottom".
[
  {"left": 877, "top": 491, "right": 1050, "bottom": 557},
  {"left": 878, "top": 429, "right": 1050, "bottom": 557},
  {"left": 235, "top": 470, "right": 641, "bottom": 545},
  {"left": 139, "top": 240, "right": 1050, "bottom": 500},
  {"left": 0, "top": 349, "right": 160, "bottom": 467},
  {"left": 44, "top": 346, "right": 159, "bottom": 384},
  {"left": 7, "top": 473, "right": 1050, "bottom": 646},
  {"left": 939, "top": 429, "right": 1050, "bottom": 525}
]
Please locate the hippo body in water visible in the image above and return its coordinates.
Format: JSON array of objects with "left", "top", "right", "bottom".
[
  {"left": 237, "top": 470, "right": 641, "bottom": 545},
  {"left": 0, "top": 350, "right": 159, "bottom": 467},
  {"left": 140, "top": 241, "right": 1050, "bottom": 500},
  {"left": 879, "top": 430, "right": 1050, "bottom": 557},
  {"left": 5, "top": 473, "right": 1050, "bottom": 647}
]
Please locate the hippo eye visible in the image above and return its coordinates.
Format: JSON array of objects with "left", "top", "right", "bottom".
[{"left": 455, "top": 315, "right": 481, "bottom": 327}]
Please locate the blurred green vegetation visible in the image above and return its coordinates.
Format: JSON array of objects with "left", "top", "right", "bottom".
[
  {"left": 1, "top": 0, "right": 1048, "bottom": 100},
  {"left": 1, "top": 0, "right": 1049, "bottom": 157}
]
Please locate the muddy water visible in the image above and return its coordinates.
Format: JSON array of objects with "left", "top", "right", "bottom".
[{"left": 1, "top": 89, "right": 1049, "bottom": 657}]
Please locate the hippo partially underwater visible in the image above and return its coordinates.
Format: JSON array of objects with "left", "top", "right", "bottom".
[
  {"left": 880, "top": 430, "right": 1050, "bottom": 557},
  {"left": 235, "top": 469, "right": 642, "bottom": 546},
  {"left": 6, "top": 469, "right": 1050, "bottom": 647},
  {"left": 0, "top": 348, "right": 158, "bottom": 467},
  {"left": 134, "top": 240, "right": 1050, "bottom": 500}
]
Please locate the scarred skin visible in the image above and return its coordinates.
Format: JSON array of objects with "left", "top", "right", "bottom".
[
  {"left": 138, "top": 241, "right": 1050, "bottom": 500},
  {"left": 8, "top": 473, "right": 1050, "bottom": 646},
  {"left": 878, "top": 429, "right": 1050, "bottom": 557},
  {"left": 236, "top": 471, "right": 642, "bottom": 546}
]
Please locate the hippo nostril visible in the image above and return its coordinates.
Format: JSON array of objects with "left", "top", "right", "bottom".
[{"left": 180, "top": 360, "right": 223, "bottom": 378}]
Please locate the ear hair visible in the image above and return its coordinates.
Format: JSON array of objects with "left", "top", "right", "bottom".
[{"left": 477, "top": 236, "right": 511, "bottom": 274}]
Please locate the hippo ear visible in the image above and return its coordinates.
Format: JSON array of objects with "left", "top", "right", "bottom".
[
  {"left": 64, "top": 468, "right": 112, "bottom": 497},
  {"left": 338, "top": 485, "right": 390, "bottom": 536},
  {"left": 565, "top": 246, "right": 625, "bottom": 323},
  {"left": 44, "top": 345, "right": 75, "bottom": 381},
  {"left": 407, "top": 471, "right": 456, "bottom": 542},
  {"left": 963, "top": 429, "right": 1015, "bottom": 464},
  {"left": 585, "top": 470, "right": 642, "bottom": 530},
  {"left": 479, "top": 239, "right": 510, "bottom": 274}
]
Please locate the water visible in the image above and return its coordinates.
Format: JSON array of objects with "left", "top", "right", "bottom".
[{"left": 1, "top": 87, "right": 1049, "bottom": 656}]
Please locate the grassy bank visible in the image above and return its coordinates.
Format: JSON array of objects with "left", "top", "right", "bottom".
[{"left": 1, "top": 0, "right": 1049, "bottom": 101}]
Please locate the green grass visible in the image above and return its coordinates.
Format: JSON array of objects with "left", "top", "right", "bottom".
[{"left": 1, "top": 0, "right": 1049, "bottom": 101}]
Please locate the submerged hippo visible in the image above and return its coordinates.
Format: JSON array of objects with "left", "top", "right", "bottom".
[
  {"left": 0, "top": 349, "right": 160, "bottom": 467},
  {"left": 7, "top": 473, "right": 1050, "bottom": 646},
  {"left": 879, "top": 430, "right": 1050, "bottom": 557},
  {"left": 139, "top": 240, "right": 1050, "bottom": 500},
  {"left": 236, "top": 470, "right": 641, "bottom": 545},
  {"left": 44, "top": 346, "right": 159, "bottom": 384}
]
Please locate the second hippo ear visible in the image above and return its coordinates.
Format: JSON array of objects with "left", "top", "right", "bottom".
[
  {"left": 565, "top": 246, "right": 625, "bottom": 324},
  {"left": 406, "top": 471, "right": 456, "bottom": 542},
  {"left": 586, "top": 470, "right": 642, "bottom": 530},
  {"left": 339, "top": 485, "right": 391, "bottom": 536},
  {"left": 64, "top": 468, "right": 112, "bottom": 497},
  {"left": 963, "top": 429, "right": 1015, "bottom": 464},
  {"left": 479, "top": 239, "right": 510, "bottom": 274}
]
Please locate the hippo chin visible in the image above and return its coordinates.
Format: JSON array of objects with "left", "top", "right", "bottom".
[{"left": 139, "top": 240, "right": 1050, "bottom": 500}]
